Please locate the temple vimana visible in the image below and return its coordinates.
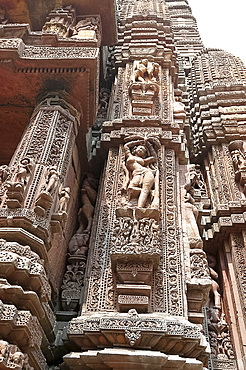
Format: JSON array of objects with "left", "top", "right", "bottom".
[{"left": 0, "top": 0, "right": 246, "bottom": 369}]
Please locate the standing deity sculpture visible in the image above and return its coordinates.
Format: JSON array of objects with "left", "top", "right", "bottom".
[
  {"left": 77, "top": 173, "right": 98, "bottom": 234},
  {"left": 183, "top": 164, "right": 203, "bottom": 248},
  {"left": 122, "top": 136, "right": 160, "bottom": 208}
]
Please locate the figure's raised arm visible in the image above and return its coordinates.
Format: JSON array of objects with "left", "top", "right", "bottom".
[{"left": 124, "top": 139, "right": 145, "bottom": 157}]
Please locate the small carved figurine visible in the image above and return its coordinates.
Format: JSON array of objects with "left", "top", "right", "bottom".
[
  {"left": 131, "top": 59, "right": 160, "bottom": 84},
  {"left": 131, "top": 59, "right": 148, "bottom": 83},
  {"left": 68, "top": 232, "right": 90, "bottom": 256},
  {"left": 16, "top": 158, "right": 32, "bottom": 186},
  {"left": 58, "top": 187, "right": 70, "bottom": 213},
  {"left": 45, "top": 166, "right": 59, "bottom": 194}
]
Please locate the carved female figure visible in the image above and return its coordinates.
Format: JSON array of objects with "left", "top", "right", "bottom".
[
  {"left": 123, "top": 136, "right": 160, "bottom": 208},
  {"left": 183, "top": 164, "right": 203, "bottom": 248}
]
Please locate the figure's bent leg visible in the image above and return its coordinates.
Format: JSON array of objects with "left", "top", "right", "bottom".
[{"left": 138, "top": 172, "right": 155, "bottom": 208}]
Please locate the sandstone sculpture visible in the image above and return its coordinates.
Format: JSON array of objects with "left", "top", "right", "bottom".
[{"left": 123, "top": 136, "right": 160, "bottom": 208}]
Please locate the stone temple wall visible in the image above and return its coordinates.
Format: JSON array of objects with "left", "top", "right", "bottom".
[{"left": 0, "top": 0, "right": 245, "bottom": 369}]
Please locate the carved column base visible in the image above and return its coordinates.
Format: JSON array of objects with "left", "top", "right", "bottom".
[
  {"left": 61, "top": 255, "right": 87, "bottom": 312},
  {"left": 67, "top": 311, "right": 209, "bottom": 366},
  {"left": 111, "top": 207, "right": 160, "bottom": 312},
  {"left": 129, "top": 82, "right": 159, "bottom": 116},
  {"left": 34, "top": 192, "right": 53, "bottom": 217},
  {"left": 6, "top": 182, "right": 24, "bottom": 209}
]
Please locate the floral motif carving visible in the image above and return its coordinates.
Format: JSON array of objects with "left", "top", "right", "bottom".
[
  {"left": 206, "top": 308, "right": 236, "bottom": 363},
  {"left": 111, "top": 213, "right": 160, "bottom": 256}
]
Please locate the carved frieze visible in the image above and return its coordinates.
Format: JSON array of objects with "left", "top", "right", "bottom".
[{"left": 67, "top": 310, "right": 208, "bottom": 362}]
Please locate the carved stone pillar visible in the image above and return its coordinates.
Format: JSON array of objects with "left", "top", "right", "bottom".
[
  {"left": 0, "top": 93, "right": 79, "bottom": 369},
  {"left": 64, "top": 0, "right": 210, "bottom": 368}
]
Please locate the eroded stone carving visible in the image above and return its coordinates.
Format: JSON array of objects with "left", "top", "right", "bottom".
[
  {"left": 183, "top": 164, "right": 203, "bottom": 248},
  {"left": 206, "top": 309, "right": 235, "bottom": 362},
  {"left": 15, "top": 158, "right": 33, "bottom": 186},
  {"left": 35, "top": 166, "right": 60, "bottom": 216},
  {"left": 70, "top": 17, "right": 101, "bottom": 41},
  {"left": 42, "top": 6, "right": 76, "bottom": 37},
  {"left": 61, "top": 174, "right": 98, "bottom": 311},
  {"left": 129, "top": 60, "right": 160, "bottom": 116},
  {"left": 207, "top": 253, "right": 221, "bottom": 309},
  {"left": 122, "top": 135, "right": 160, "bottom": 208},
  {"left": 229, "top": 140, "right": 246, "bottom": 194},
  {"left": 58, "top": 187, "right": 70, "bottom": 213},
  {"left": 0, "top": 165, "right": 9, "bottom": 187}
]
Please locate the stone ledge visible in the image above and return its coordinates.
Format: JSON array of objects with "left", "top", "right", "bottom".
[
  {"left": 63, "top": 348, "right": 204, "bottom": 369},
  {"left": 0, "top": 243, "right": 51, "bottom": 302},
  {"left": 0, "top": 279, "right": 55, "bottom": 341},
  {"left": 0, "top": 300, "right": 47, "bottom": 369},
  {"left": 67, "top": 311, "right": 209, "bottom": 364}
]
